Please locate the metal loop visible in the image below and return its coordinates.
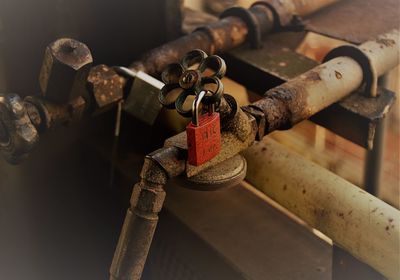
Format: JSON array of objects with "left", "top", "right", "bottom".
[
  {"left": 199, "top": 55, "right": 227, "bottom": 79},
  {"left": 323, "top": 45, "right": 378, "bottom": 97},
  {"left": 200, "top": 77, "right": 224, "bottom": 105},
  {"left": 181, "top": 49, "right": 208, "bottom": 70},
  {"left": 159, "top": 83, "right": 183, "bottom": 109},
  {"left": 175, "top": 90, "right": 196, "bottom": 118},
  {"left": 161, "top": 63, "right": 184, "bottom": 84},
  {"left": 191, "top": 90, "right": 208, "bottom": 126}
]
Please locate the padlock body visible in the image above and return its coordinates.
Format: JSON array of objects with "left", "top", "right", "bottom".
[{"left": 187, "top": 112, "right": 221, "bottom": 166}]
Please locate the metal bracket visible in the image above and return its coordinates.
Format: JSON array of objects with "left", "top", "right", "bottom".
[
  {"left": 220, "top": 7, "right": 263, "bottom": 49},
  {"left": 323, "top": 45, "right": 378, "bottom": 97}
]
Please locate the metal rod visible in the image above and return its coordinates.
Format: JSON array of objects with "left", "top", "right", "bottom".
[
  {"left": 243, "top": 138, "right": 400, "bottom": 280},
  {"left": 364, "top": 116, "right": 386, "bottom": 195},
  {"left": 110, "top": 147, "right": 185, "bottom": 280}
]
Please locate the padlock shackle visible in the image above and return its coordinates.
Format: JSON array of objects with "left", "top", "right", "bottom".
[{"left": 191, "top": 90, "right": 207, "bottom": 126}]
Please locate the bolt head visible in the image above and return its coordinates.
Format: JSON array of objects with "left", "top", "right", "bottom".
[
  {"left": 87, "top": 65, "right": 124, "bottom": 112},
  {"left": 39, "top": 38, "right": 93, "bottom": 104}
]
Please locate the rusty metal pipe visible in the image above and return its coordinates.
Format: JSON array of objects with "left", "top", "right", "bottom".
[
  {"left": 130, "top": 16, "right": 250, "bottom": 75},
  {"left": 245, "top": 29, "right": 399, "bottom": 135},
  {"left": 110, "top": 156, "right": 168, "bottom": 280},
  {"left": 243, "top": 138, "right": 400, "bottom": 280},
  {"left": 110, "top": 147, "right": 185, "bottom": 280},
  {"left": 129, "top": 0, "right": 339, "bottom": 76}
]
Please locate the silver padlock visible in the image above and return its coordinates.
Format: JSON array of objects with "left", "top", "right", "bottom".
[{"left": 121, "top": 68, "right": 165, "bottom": 125}]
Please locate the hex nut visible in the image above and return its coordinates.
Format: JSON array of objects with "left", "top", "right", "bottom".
[
  {"left": 39, "top": 38, "right": 93, "bottom": 104},
  {"left": 87, "top": 65, "right": 124, "bottom": 112}
]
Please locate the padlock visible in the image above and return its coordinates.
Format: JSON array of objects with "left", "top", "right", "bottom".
[
  {"left": 123, "top": 69, "right": 165, "bottom": 125},
  {"left": 187, "top": 90, "right": 221, "bottom": 166}
]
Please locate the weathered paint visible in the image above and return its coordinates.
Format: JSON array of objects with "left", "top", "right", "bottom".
[
  {"left": 245, "top": 29, "right": 399, "bottom": 135},
  {"left": 243, "top": 138, "right": 400, "bottom": 280}
]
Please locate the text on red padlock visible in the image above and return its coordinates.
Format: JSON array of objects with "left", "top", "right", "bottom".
[{"left": 187, "top": 112, "right": 221, "bottom": 166}]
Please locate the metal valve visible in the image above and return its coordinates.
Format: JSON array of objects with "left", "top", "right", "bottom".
[
  {"left": 0, "top": 94, "right": 39, "bottom": 164},
  {"left": 159, "top": 49, "right": 248, "bottom": 190},
  {"left": 0, "top": 37, "right": 128, "bottom": 164}
]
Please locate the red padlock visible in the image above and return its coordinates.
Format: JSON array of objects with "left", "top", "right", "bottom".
[{"left": 187, "top": 91, "right": 221, "bottom": 166}]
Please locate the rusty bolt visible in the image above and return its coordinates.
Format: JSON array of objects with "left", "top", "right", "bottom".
[
  {"left": 130, "top": 183, "right": 166, "bottom": 214},
  {"left": 87, "top": 65, "right": 124, "bottom": 112},
  {"left": 0, "top": 94, "right": 39, "bottom": 164},
  {"left": 39, "top": 38, "right": 93, "bottom": 104}
]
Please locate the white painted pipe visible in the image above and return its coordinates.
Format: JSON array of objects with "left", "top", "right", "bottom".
[{"left": 243, "top": 138, "right": 400, "bottom": 279}]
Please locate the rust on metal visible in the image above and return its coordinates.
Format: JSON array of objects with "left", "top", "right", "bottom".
[
  {"left": 110, "top": 147, "right": 185, "bottom": 280},
  {"left": 87, "top": 65, "right": 125, "bottom": 110},
  {"left": 172, "top": 153, "right": 247, "bottom": 191},
  {"left": 253, "top": 0, "right": 338, "bottom": 26},
  {"left": 39, "top": 38, "right": 93, "bottom": 104},
  {"left": 244, "top": 138, "right": 400, "bottom": 280},
  {"left": 131, "top": 16, "right": 249, "bottom": 76},
  {"left": 0, "top": 94, "right": 39, "bottom": 164},
  {"left": 48, "top": 38, "right": 93, "bottom": 70},
  {"left": 164, "top": 103, "right": 258, "bottom": 178},
  {"left": 244, "top": 30, "right": 399, "bottom": 137},
  {"left": 311, "top": 86, "right": 395, "bottom": 149},
  {"left": 131, "top": 0, "right": 338, "bottom": 77}
]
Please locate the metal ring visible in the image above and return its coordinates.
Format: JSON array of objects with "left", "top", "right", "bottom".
[
  {"left": 323, "top": 45, "right": 378, "bottom": 97},
  {"left": 175, "top": 90, "right": 196, "bottom": 118},
  {"left": 199, "top": 55, "right": 227, "bottom": 79},
  {"left": 191, "top": 90, "right": 208, "bottom": 126},
  {"left": 221, "top": 94, "right": 238, "bottom": 123},
  {"left": 200, "top": 77, "right": 223, "bottom": 105},
  {"left": 220, "top": 6, "right": 262, "bottom": 49},
  {"left": 181, "top": 49, "right": 208, "bottom": 70},
  {"left": 161, "top": 63, "right": 184, "bottom": 84},
  {"left": 159, "top": 83, "right": 183, "bottom": 109}
]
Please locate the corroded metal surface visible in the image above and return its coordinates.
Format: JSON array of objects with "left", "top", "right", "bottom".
[
  {"left": 164, "top": 108, "right": 257, "bottom": 178},
  {"left": 244, "top": 138, "right": 400, "bottom": 280},
  {"left": 224, "top": 31, "right": 314, "bottom": 93},
  {"left": 130, "top": 16, "right": 249, "bottom": 76},
  {"left": 110, "top": 151, "right": 173, "bottom": 280},
  {"left": 254, "top": 0, "right": 339, "bottom": 26},
  {"left": 130, "top": 0, "right": 338, "bottom": 77},
  {"left": 0, "top": 94, "right": 39, "bottom": 163},
  {"left": 244, "top": 30, "right": 399, "bottom": 136},
  {"left": 39, "top": 38, "right": 93, "bottom": 104},
  {"left": 112, "top": 29, "right": 400, "bottom": 280},
  {"left": 226, "top": 31, "right": 397, "bottom": 149},
  {"left": 311, "top": 87, "right": 396, "bottom": 149},
  {"left": 87, "top": 65, "right": 124, "bottom": 112},
  {"left": 173, "top": 154, "right": 247, "bottom": 191},
  {"left": 304, "top": 0, "right": 400, "bottom": 44}
]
